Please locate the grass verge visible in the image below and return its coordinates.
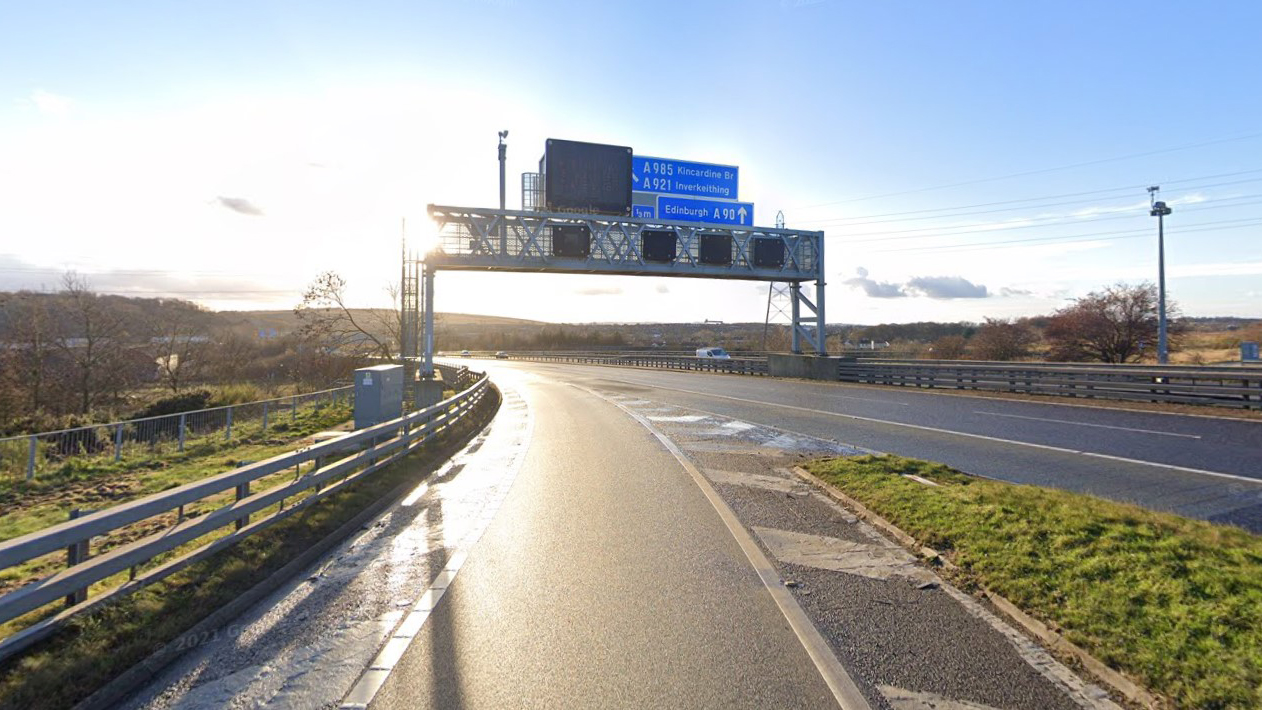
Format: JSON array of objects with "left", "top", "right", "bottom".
[
  {"left": 0, "top": 403, "right": 355, "bottom": 599},
  {"left": 0, "top": 386, "right": 499, "bottom": 710},
  {"left": 804, "top": 454, "right": 1262, "bottom": 710}
]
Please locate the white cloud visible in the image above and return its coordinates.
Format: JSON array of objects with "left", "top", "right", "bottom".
[
  {"left": 906, "top": 275, "right": 989, "bottom": 299},
  {"left": 28, "top": 89, "right": 75, "bottom": 119},
  {"left": 215, "top": 196, "right": 264, "bottom": 216}
]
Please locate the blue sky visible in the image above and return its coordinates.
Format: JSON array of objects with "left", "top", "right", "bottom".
[{"left": 1, "top": 1, "right": 1259, "bottom": 324}]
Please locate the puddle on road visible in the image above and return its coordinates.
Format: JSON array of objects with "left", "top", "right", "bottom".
[
  {"left": 647, "top": 414, "right": 709, "bottom": 423},
  {"left": 123, "top": 385, "right": 533, "bottom": 710}
]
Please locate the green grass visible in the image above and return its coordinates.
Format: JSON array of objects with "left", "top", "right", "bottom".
[
  {"left": 0, "top": 387, "right": 499, "bottom": 710},
  {"left": 805, "top": 454, "right": 1262, "bottom": 710},
  {"left": 0, "top": 402, "right": 351, "bottom": 511},
  {"left": 0, "top": 403, "right": 353, "bottom": 603}
]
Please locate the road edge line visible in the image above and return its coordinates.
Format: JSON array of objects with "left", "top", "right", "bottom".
[
  {"left": 338, "top": 385, "right": 533, "bottom": 710},
  {"left": 582, "top": 386, "right": 874, "bottom": 710},
  {"left": 607, "top": 380, "right": 1262, "bottom": 486},
  {"left": 791, "top": 465, "right": 1164, "bottom": 710}
]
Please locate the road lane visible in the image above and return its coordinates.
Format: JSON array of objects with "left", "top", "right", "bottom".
[
  {"left": 123, "top": 363, "right": 1128, "bottom": 709},
  {"left": 495, "top": 361, "right": 1262, "bottom": 530},
  {"left": 368, "top": 369, "right": 851, "bottom": 709}
]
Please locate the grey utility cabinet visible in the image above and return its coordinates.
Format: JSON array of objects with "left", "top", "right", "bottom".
[{"left": 353, "top": 364, "right": 403, "bottom": 429}]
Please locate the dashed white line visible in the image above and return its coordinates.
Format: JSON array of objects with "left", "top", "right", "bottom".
[
  {"left": 974, "top": 410, "right": 1202, "bottom": 438},
  {"left": 608, "top": 380, "right": 1262, "bottom": 487},
  {"left": 339, "top": 385, "right": 533, "bottom": 710},
  {"left": 580, "top": 385, "right": 874, "bottom": 710}
]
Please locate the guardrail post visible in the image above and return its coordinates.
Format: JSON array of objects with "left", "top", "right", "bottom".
[
  {"left": 262, "top": 402, "right": 269, "bottom": 432},
  {"left": 235, "top": 482, "right": 250, "bottom": 531},
  {"left": 225, "top": 406, "right": 233, "bottom": 440},
  {"left": 26, "top": 435, "right": 37, "bottom": 481},
  {"left": 114, "top": 423, "right": 124, "bottom": 462},
  {"left": 65, "top": 508, "right": 90, "bottom": 608},
  {"left": 178, "top": 413, "right": 187, "bottom": 452}
]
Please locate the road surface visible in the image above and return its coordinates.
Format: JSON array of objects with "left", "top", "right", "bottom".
[
  {"left": 123, "top": 359, "right": 1243, "bottom": 708},
  {"left": 510, "top": 360, "right": 1262, "bottom": 531}
]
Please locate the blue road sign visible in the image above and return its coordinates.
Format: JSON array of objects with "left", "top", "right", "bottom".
[
  {"left": 632, "top": 204, "right": 655, "bottom": 219},
  {"left": 658, "top": 196, "right": 754, "bottom": 226},
  {"left": 632, "top": 156, "right": 739, "bottom": 200}
]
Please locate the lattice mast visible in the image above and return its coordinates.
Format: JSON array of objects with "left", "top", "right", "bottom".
[
  {"left": 400, "top": 219, "right": 422, "bottom": 395},
  {"left": 763, "top": 210, "right": 793, "bottom": 351}
]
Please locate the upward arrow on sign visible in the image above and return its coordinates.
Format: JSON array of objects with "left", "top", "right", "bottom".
[{"left": 737, "top": 206, "right": 748, "bottom": 224}]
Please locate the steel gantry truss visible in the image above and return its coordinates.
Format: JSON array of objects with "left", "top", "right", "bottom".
[{"left": 420, "top": 204, "right": 827, "bottom": 371}]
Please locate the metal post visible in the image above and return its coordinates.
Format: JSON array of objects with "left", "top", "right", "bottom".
[
  {"left": 1149, "top": 188, "right": 1173, "bottom": 365},
  {"left": 292, "top": 395, "right": 298, "bottom": 421},
  {"left": 235, "top": 482, "right": 250, "bottom": 531},
  {"left": 65, "top": 509, "right": 89, "bottom": 607},
  {"left": 26, "top": 435, "right": 36, "bottom": 481},
  {"left": 262, "top": 402, "right": 269, "bottom": 432},
  {"left": 114, "top": 423, "right": 123, "bottom": 462},
  {"left": 498, "top": 130, "right": 508, "bottom": 256},
  {"left": 225, "top": 406, "right": 233, "bottom": 440},
  {"left": 1157, "top": 210, "right": 1168, "bottom": 364},
  {"left": 178, "top": 413, "right": 186, "bottom": 452},
  {"left": 423, "top": 265, "right": 436, "bottom": 377},
  {"left": 815, "top": 233, "right": 827, "bottom": 355},
  {"left": 789, "top": 283, "right": 802, "bottom": 354}
]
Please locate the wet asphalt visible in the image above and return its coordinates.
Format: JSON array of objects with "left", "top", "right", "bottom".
[
  {"left": 370, "top": 364, "right": 1118, "bottom": 710},
  {"left": 509, "top": 361, "right": 1262, "bottom": 531},
  {"left": 121, "top": 361, "right": 1153, "bottom": 709}
]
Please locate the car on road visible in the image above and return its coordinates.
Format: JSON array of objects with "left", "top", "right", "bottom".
[
  {"left": 460, "top": 349, "right": 471, "bottom": 357},
  {"left": 495, "top": 351, "right": 508, "bottom": 359},
  {"left": 695, "top": 347, "right": 731, "bottom": 360}
]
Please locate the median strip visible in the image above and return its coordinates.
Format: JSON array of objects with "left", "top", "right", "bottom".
[{"left": 799, "top": 454, "right": 1262, "bottom": 710}]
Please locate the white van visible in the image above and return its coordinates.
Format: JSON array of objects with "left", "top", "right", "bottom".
[{"left": 695, "top": 347, "right": 731, "bottom": 360}]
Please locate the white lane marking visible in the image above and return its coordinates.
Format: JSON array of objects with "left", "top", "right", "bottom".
[
  {"left": 837, "top": 394, "right": 910, "bottom": 406},
  {"left": 607, "top": 390, "right": 1120, "bottom": 710},
  {"left": 609, "top": 381, "right": 1262, "bottom": 487},
  {"left": 537, "top": 359, "right": 1262, "bottom": 424},
  {"left": 339, "top": 385, "right": 534, "bottom": 710},
  {"left": 974, "top": 410, "right": 1202, "bottom": 438},
  {"left": 706, "top": 468, "right": 812, "bottom": 494},
  {"left": 579, "top": 385, "right": 873, "bottom": 710},
  {"left": 790, "top": 473, "right": 1123, "bottom": 710},
  {"left": 646, "top": 414, "right": 709, "bottom": 422},
  {"left": 878, "top": 685, "right": 1002, "bottom": 710},
  {"left": 753, "top": 527, "right": 936, "bottom": 585}
]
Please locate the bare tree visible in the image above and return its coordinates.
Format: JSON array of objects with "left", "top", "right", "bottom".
[
  {"left": 147, "top": 300, "right": 210, "bottom": 392},
  {"left": 928, "top": 335, "right": 968, "bottom": 360},
  {"left": 970, "top": 318, "right": 1037, "bottom": 361},
  {"left": 1, "top": 292, "right": 61, "bottom": 413},
  {"left": 294, "top": 271, "right": 399, "bottom": 360},
  {"left": 205, "top": 330, "right": 257, "bottom": 385},
  {"left": 56, "top": 273, "right": 131, "bottom": 414},
  {"left": 1043, "top": 282, "right": 1184, "bottom": 363}
]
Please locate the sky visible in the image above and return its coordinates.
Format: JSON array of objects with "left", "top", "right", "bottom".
[{"left": 1, "top": 0, "right": 1259, "bottom": 325}]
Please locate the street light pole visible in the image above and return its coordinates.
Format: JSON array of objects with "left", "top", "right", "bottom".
[
  {"left": 498, "top": 130, "right": 508, "bottom": 256},
  {"left": 1148, "top": 186, "right": 1173, "bottom": 364}
]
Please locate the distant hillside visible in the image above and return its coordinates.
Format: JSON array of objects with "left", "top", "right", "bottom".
[{"left": 216, "top": 310, "right": 546, "bottom": 336}]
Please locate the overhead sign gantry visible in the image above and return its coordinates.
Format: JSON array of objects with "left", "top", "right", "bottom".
[{"left": 417, "top": 138, "right": 827, "bottom": 377}]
